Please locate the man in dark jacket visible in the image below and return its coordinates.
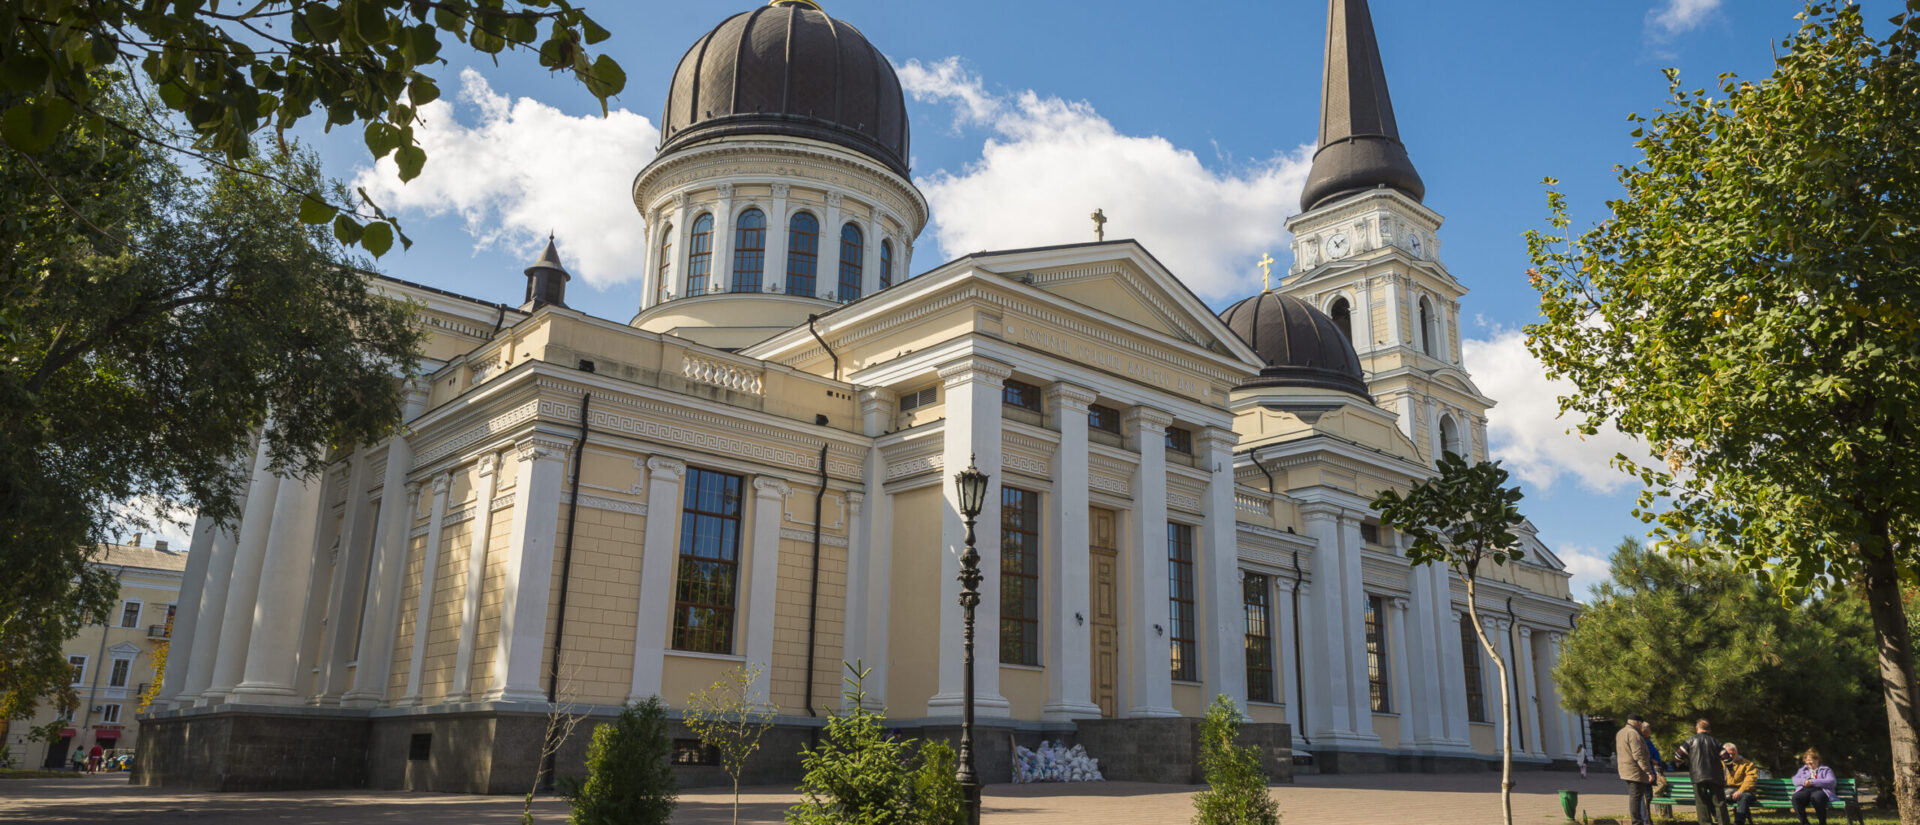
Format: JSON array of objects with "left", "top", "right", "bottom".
[{"left": 1674, "top": 719, "right": 1730, "bottom": 825}]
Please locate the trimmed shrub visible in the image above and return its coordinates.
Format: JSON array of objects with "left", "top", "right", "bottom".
[
  {"left": 564, "top": 696, "right": 678, "bottom": 825},
  {"left": 1192, "top": 694, "right": 1280, "bottom": 825}
]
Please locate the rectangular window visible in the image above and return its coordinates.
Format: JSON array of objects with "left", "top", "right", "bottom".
[
  {"left": 673, "top": 468, "right": 745, "bottom": 654},
  {"left": 120, "top": 601, "right": 141, "bottom": 628},
  {"left": 1366, "top": 596, "right": 1389, "bottom": 713},
  {"left": 672, "top": 738, "right": 721, "bottom": 766},
  {"left": 69, "top": 655, "right": 86, "bottom": 686},
  {"left": 1168, "top": 523, "right": 1198, "bottom": 682},
  {"left": 1002, "top": 379, "right": 1042, "bottom": 413},
  {"left": 1360, "top": 522, "right": 1382, "bottom": 546},
  {"left": 1000, "top": 487, "right": 1041, "bottom": 666},
  {"left": 1165, "top": 426, "right": 1193, "bottom": 454},
  {"left": 409, "top": 733, "right": 432, "bottom": 761},
  {"left": 898, "top": 386, "right": 937, "bottom": 412},
  {"left": 109, "top": 658, "right": 131, "bottom": 688},
  {"left": 99, "top": 704, "right": 120, "bottom": 724},
  {"left": 1461, "top": 616, "right": 1487, "bottom": 723},
  {"left": 1088, "top": 403, "right": 1121, "bottom": 434},
  {"left": 1244, "top": 572, "right": 1275, "bottom": 703}
]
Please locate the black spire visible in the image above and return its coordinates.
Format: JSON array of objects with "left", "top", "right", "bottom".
[
  {"left": 1299, "top": 0, "right": 1425, "bottom": 212},
  {"left": 523, "top": 235, "right": 571, "bottom": 309}
]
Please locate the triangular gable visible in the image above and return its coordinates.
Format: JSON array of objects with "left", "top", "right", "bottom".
[
  {"left": 962, "top": 240, "right": 1266, "bottom": 370},
  {"left": 108, "top": 642, "right": 140, "bottom": 656}
]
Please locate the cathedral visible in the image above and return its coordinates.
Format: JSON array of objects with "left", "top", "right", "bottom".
[{"left": 139, "top": 0, "right": 1581, "bottom": 792}]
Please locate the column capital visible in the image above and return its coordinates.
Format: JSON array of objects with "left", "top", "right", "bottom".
[
  {"left": 716, "top": 182, "right": 734, "bottom": 199},
  {"left": 937, "top": 357, "right": 1013, "bottom": 389},
  {"left": 430, "top": 472, "right": 452, "bottom": 497},
  {"left": 477, "top": 453, "right": 498, "bottom": 477},
  {"left": 1548, "top": 630, "right": 1565, "bottom": 645},
  {"left": 1275, "top": 576, "right": 1298, "bottom": 593},
  {"left": 1390, "top": 596, "right": 1410, "bottom": 612},
  {"left": 517, "top": 436, "right": 569, "bottom": 464},
  {"left": 1122, "top": 406, "right": 1175, "bottom": 433},
  {"left": 405, "top": 481, "right": 425, "bottom": 505},
  {"left": 1517, "top": 625, "right": 1534, "bottom": 641},
  {"left": 771, "top": 182, "right": 790, "bottom": 199},
  {"left": 1197, "top": 426, "right": 1239, "bottom": 454},
  {"left": 1043, "top": 382, "right": 1098, "bottom": 413},
  {"left": 647, "top": 456, "right": 687, "bottom": 480},
  {"left": 753, "top": 477, "right": 791, "bottom": 499},
  {"left": 670, "top": 191, "right": 688, "bottom": 209},
  {"left": 857, "top": 387, "right": 896, "bottom": 417},
  {"left": 1299, "top": 502, "right": 1343, "bottom": 525},
  {"left": 826, "top": 191, "right": 844, "bottom": 209}
]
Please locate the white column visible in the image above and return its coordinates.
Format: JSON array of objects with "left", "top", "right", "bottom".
[
  {"left": 1124, "top": 407, "right": 1178, "bottom": 718},
  {"left": 341, "top": 476, "right": 422, "bottom": 708},
  {"left": 712, "top": 183, "right": 736, "bottom": 293},
  {"left": 230, "top": 467, "right": 326, "bottom": 702},
  {"left": 1387, "top": 597, "right": 1412, "bottom": 726},
  {"left": 176, "top": 520, "right": 240, "bottom": 705},
  {"left": 156, "top": 514, "right": 217, "bottom": 709},
  {"left": 766, "top": 184, "right": 790, "bottom": 294},
  {"left": 821, "top": 192, "right": 844, "bottom": 300},
  {"left": 483, "top": 437, "right": 568, "bottom": 703},
  {"left": 1041, "top": 383, "right": 1100, "bottom": 721},
  {"left": 1403, "top": 556, "right": 1451, "bottom": 749},
  {"left": 850, "top": 390, "right": 894, "bottom": 709},
  {"left": 743, "top": 477, "right": 789, "bottom": 709},
  {"left": 628, "top": 457, "right": 686, "bottom": 702},
  {"left": 1301, "top": 507, "right": 1346, "bottom": 740},
  {"left": 1489, "top": 617, "right": 1519, "bottom": 752},
  {"left": 1199, "top": 428, "right": 1246, "bottom": 710},
  {"left": 397, "top": 472, "right": 452, "bottom": 707},
  {"left": 1517, "top": 625, "right": 1545, "bottom": 758},
  {"left": 1436, "top": 575, "right": 1471, "bottom": 747},
  {"left": 861, "top": 208, "right": 882, "bottom": 298},
  {"left": 1538, "top": 630, "right": 1569, "bottom": 759},
  {"left": 1275, "top": 577, "right": 1310, "bottom": 748},
  {"left": 668, "top": 193, "right": 692, "bottom": 300},
  {"left": 927, "top": 357, "right": 1011, "bottom": 718},
  {"left": 640, "top": 209, "right": 663, "bottom": 310},
  {"left": 315, "top": 451, "right": 377, "bottom": 704},
  {"left": 449, "top": 453, "right": 503, "bottom": 702},
  {"left": 839, "top": 490, "right": 865, "bottom": 709},
  {"left": 1339, "top": 516, "right": 1373, "bottom": 733},
  {"left": 203, "top": 444, "right": 284, "bottom": 704}
]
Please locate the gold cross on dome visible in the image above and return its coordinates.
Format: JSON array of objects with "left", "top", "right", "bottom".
[{"left": 1257, "top": 253, "right": 1276, "bottom": 291}]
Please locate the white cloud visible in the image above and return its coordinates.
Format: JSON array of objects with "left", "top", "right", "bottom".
[
  {"left": 1557, "top": 543, "right": 1615, "bottom": 600},
  {"left": 354, "top": 68, "right": 657, "bottom": 287},
  {"left": 1463, "top": 327, "right": 1645, "bottom": 495},
  {"left": 1647, "top": 0, "right": 1722, "bottom": 38},
  {"left": 900, "top": 57, "right": 1314, "bottom": 300}
]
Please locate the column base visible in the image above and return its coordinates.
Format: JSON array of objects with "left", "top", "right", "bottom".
[
  {"left": 1310, "top": 728, "right": 1385, "bottom": 748},
  {"left": 1039, "top": 700, "right": 1104, "bottom": 722},
  {"left": 481, "top": 687, "right": 548, "bottom": 704},
  {"left": 226, "top": 682, "right": 301, "bottom": 704},
  {"left": 1409, "top": 736, "right": 1475, "bottom": 754},
  {"left": 1126, "top": 705, "right": 1183, "bottom": 719},
  {"left": 392, "top": 694, "right": 422, "bottom": 708},
  {"left": 195, "top": 689, "right": 233, "bottom": 707},
  {"left": 337, "top": 690, "right": 384, "bottom": 709},
  {"left": 927, "top": 691, "right": 1011, "bottom": 718}
]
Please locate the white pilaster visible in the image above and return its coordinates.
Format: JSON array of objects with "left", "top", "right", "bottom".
[
  {"left": 315, "top": 451, "right": 375, "bottom": 704},
  {"left": 483, "top": 437, "right": 568, "bottom": 703},
  {"left": 230, "top": 467, "right": 325, "bottom": 702},
  {"left": 1437, "top": 579, "right": 1472, "bottom": 745},
  {"left": 341, "top": 473, "right": 422, "bottom": 708},
  {"left": 861, "top": 207, "right": 881, "bottom": 298},
  {"left": 155, "top": 514, "right": 216, "bottom": 709},
  {"left": 1387, "top": 597, "right": 1413, "bottom": 725},
  {"left": 743, "top": 477, "right": 789, "bottom": 709},
  {"left": 839, "top": 490, "right": 865, "bottom": 709},
  {"left": 641, "top": 209, "right": 664, "bottom": 310},
  {"left": 1124, "top": 406, "right": 1178, "bottom": 718},
  {"left": 766, "top": 184, "right": 790, "bottom": 294},
  {"left": 449, "top": 452, "right": 502, "bottom": 702},
  {"left": 927, "top": 357, "right": 1011, "bottom": 719},
  {"left": 669, "top": 193, "right": 692, "bottom": 300},
  {"left": 628, "top": 457, "right": 686, "bottom": 702},
  {"left": 1540, "top": 630, "right": 1570, "bottom": 759},
  {"left": 822, "top": 192, "right": 844, "bottom": 300},
  {"left": 1275, "top": 577, "right": 1311, "bottom": 748},
  {"left": 1489, "top": 616, "right": 1519, "bottom": 752},
  {"left": 1041, "top": 383, "right": 1100, "bottom": 721},
  {"left": 397, "top": 472, "right": 452, "bottom": 707},
  {"left": 1199, "top": 427, "right": 1246, "bottom": 710},
  {"left": 1517, "top": 625, "right": 1545, "bottom": 758},
  {"left": 850, "top": 390, "right": 894, "bottom": 708},
  {"left": 713, "top": 183, "right": 735, "bottom": 293},
  {"left": 202, "top": 443, "right": 283, "bottom": 704}
]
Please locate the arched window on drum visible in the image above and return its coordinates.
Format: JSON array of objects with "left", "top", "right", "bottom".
[
  {"left": 786, "top": 212, "right": 819, "bottom": 297},
  {"left": 732, "top": 209, "right": 766, "bottom": 293},
  {"left": 839, "top": 223, "right": 864, "bottom": 301}
]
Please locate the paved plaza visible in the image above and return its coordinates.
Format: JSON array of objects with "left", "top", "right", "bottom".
[{"left": 2, "top": 770, "right": 1630, "bottom": 824}]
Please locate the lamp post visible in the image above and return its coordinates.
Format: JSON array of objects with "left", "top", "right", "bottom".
[{"left": 953, "top": 457, "right": 990, "bottom": 825}]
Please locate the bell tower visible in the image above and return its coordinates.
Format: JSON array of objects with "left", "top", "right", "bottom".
[{"left": 1281, "top": 0, "right": 1492, "bottom": 465}]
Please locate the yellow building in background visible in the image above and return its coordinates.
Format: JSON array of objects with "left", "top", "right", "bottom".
[{"left": 7, "top": 541, "right": 186, "bottom": 770}]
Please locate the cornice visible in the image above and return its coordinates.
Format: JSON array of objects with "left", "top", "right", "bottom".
[{"left": 632, "top": 140, "right": 929, "bottom": 233}]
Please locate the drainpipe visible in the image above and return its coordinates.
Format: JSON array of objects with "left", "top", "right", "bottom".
[
  {"left": 540, "top": 393, "right": 591, "bottom": 789},
  {"left": 803, "top": 445, "right": 828, "bottom": 716},
  {"left": 490, "top": 303, "right": 508, "bottom": 338},
  {"left": 807, "top": 315, "right": 839, "bottom": 382}
]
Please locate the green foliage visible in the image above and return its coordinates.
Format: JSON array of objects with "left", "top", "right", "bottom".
[
  {"left": 0, "top": 2, "right": 623, "bottom": 255},
  {"left": 911, "top": 740, "right": 965, "bottom": 825},
  {"left": 1192, "top": 695, "right": 1280, "bottom": 825},
  {"left": 564, "top": 697, "right": 678, "bottom": 825},
  {"left": 1373, "top": 452, "right": 1526, "bottom": 577},
  {"left": 683, "top": 663, "right": 777, "bottom": 825},
  {"left": 1556, "top": 539, "right": 1887, "bottom": 785},
  {"left": 787, "top": 662, "right": 961, "bottom": 825},
  {"left": 0, "top": 83, "right": 421, "bottom": 737}
]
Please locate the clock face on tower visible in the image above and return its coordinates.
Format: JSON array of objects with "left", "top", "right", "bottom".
[
  {"left": 1408, "top": 233, "right": 1423, "bottom": 256},
  {"left": 1327, "top": 233, "right": 1351, "bottom": 259}
]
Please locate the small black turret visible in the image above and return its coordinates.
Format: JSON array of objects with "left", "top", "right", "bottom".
[{"left": 523, "top": 235, "right": 571, "bottom": 310}]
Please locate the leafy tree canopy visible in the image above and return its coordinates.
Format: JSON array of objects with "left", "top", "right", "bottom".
[
  {"left": 1, "top": 0, "right": 624, "bottom": 255},
  {"left": 1556, "top": 539, "right": 1887, "bottom": 785}
]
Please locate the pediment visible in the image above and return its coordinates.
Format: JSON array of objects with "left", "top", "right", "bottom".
[{"left": 108, "top": 642, "right": 140, "bottom": 655}]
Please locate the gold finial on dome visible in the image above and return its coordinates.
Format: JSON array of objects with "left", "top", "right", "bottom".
[
  {"left": 769, "top": 0, "right": 824, "bottom": 9},
  {"left": 1257, "top": 252, "right": 1276, "bottom": 292}
]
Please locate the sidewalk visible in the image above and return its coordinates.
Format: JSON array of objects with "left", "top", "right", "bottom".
[{"left": 0, "top": 768, "right": 1627, "bottom": 824}]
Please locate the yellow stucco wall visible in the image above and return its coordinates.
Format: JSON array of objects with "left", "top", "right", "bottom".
[{"left": 887, "top": 485, "right": 943, "bottom": 715}]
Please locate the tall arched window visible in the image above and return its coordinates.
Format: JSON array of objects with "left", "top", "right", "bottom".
[
  {"left": 1329, "top": 296, "right": 1353, "bottom": 343},
  {"left": 1418, "top": 296, "right": 1437, "bottom": 357},
  {"left": 786, "top": 212, "right": 819, "bottom": 296},
  {"left": 686, "top": 214, "right": 714, "bottom": 294},
  {"left": 732, "top": 209, "right": 766, "bottom": 292},
  {"left": 656, "top": 223, "right": 673, "bottom": 302},
  {"left": 1438, "top": 414, "right": 1461, "bottom": 459},
  {"left": 880, "top": 239, "right": 894, "bottom": 289},
  {"left": 839, "top": 223, "right": 864, "bottom": 301}
]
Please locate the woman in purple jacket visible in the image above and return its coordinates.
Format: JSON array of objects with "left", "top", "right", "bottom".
[{"left": 1792, "top": 748, "right": 1838, "bottom": 825}]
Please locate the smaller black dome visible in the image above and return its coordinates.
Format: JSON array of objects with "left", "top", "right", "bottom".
[{"left": 1219, "top": 292, "right": 1371, "bottom": 398}]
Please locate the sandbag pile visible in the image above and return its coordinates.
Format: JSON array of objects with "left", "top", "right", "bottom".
[{"left": 1010, "top": 740, "right": 1104, "bottom": 784}]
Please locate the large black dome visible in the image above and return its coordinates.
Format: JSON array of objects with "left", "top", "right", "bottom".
[
  {"left": 658, "top": 1, "right": 910, "bottom": 177},
  {"left": 1219, "top": 292, "right": 1372, "bottom": 398}
]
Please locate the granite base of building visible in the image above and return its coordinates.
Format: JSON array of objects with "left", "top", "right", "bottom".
[{"left": 137, "top": 705, "right": 1295, "bottom": 794}]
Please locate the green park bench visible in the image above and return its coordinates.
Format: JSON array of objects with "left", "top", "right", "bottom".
[{"left": 1651, "top": 772, "right": 1864, "bottom": 825}]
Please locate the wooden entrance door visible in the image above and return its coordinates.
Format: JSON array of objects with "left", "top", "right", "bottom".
[{"left": 1089, "top": 507, "right": 1120, "bottom": 718}]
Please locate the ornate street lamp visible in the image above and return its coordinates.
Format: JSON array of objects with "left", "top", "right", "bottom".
[{"left": 953, "top": 456, "right": 990, "bottom": 825}]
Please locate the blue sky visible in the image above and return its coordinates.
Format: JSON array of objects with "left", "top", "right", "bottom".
[{"left": 182, "top": 0, "right": 1895, "bottom": 598}]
